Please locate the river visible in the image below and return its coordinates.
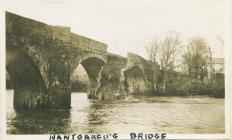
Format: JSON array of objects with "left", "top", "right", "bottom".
[{"left": 6, "top": 90, "right": 224, "bottom": 134}]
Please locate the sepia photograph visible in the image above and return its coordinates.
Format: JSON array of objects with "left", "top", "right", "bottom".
[{"left": 0, "top": 0, "right": 231, "bottom": 139}]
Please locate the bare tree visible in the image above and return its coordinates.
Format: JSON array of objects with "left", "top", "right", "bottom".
[
  {"left": 145, "top": 37, "right": 160, "bottom": 63},
  {"left": 159, "top": 31, "right": 182, "bottom": 94},
  {"left": 145, "top": 32, "right": 182, "bottom": 95},
  {"left": 145, "top": 37, "right": 160, "bottom": 92}
]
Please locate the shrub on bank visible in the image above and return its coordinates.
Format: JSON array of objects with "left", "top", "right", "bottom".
[{"left": 153, "top": 71, "right": 224, "bottom": 98}]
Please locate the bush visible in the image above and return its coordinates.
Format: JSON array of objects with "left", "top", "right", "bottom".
[{"left": 156, "top": 71, "right": 224, "bottom": 98}]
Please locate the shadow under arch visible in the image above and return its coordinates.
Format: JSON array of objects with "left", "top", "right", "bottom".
[
  {"left": 6, "top": 43, "right": 48, "bottom": 111},
  {"left": 124, "top": 65, "right": 146, "bottom": 95},
  {"left": 70, "top": 57, "right": 106, "bottom": 99},
  {"left": 81, "top": 57, "right": 105, "bottom": 82}
]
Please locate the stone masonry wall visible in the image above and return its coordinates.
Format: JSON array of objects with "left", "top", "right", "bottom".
[
  {"left": 6, "top": 12, "right": 71, "bottom": 109},
  {"left": 124, "top": 53, "right": 154, "bottom": 95},
  {"left": 98, "top": 53, "right": 127, "bottom": 100}
]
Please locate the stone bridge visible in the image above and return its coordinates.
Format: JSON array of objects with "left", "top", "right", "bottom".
[
  {"left": 123, "top": 53, "right": 155, "bottom": 95},
  {"left": 6, "top": 12, "right": 156, "bottom": 111}
]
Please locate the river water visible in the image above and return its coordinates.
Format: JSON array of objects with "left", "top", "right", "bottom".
[{"left": 7, "top": 90, "right": 224, "bottom": 134}]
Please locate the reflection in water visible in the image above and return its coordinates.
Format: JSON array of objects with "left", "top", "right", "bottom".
[
  {"left": 7, "top": 90, "right": 71, "bottom": 134},
  {"left": 7, "top": 90, "right": 225, "bottom": 134}
]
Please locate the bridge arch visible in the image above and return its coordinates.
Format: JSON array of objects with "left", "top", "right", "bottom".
[
  {"left": 70, "top": 56, "right": 106, "bottom": 82},
  {"left": 81, "top": 57, "right": 106, "bottom": 81},
  {"left": 78, "top": 53, "right": 107, "bottom": 65},
  {"left": 6, "top": 44, "right": 48, "bottom": 110},
  {"left": 70, "top": 55, "right": 107, "bottom": 99},
  {"left": 123, "top": 65, "right": 146, "bottom": 95}
]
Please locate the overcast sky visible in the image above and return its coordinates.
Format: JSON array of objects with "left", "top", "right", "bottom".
[{"left": 4, "top": 0, "right": 225, "bottom": 58}]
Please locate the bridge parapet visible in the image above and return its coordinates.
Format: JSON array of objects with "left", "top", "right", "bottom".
[{"left": 71, "top": 33, "right": 107, "bottom": 55}]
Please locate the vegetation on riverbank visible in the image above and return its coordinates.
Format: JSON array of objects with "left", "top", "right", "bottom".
[
  {"left": 144, "top": 32, "right": 224, "bottom": 98},
  {"left": 152, "top": 71, "right": 224, "bottom": 98}
]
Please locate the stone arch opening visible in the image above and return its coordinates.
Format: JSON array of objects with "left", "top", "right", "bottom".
[
  {"left": 124, "top": 65, "right": 146, "bottom": 95},
  {"left": 80, "top": 57, "right": 105, "bottom": 83},
  {"left": 70, "top": 57, "right": 106, "bottom": 100},
  {"left": 70, "top": 65, "right": 90, "bottom": 92},
  {"left": 6, "top": 44, "right": 48, "bottom": 110}
]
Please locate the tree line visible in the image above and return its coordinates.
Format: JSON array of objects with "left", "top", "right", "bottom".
[{"left": 145, "top": 31, "right": 224, "bottom": 97}]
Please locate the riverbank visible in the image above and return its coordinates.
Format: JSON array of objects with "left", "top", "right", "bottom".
[{"left": 150, "top": 72, "right": 225, "bottom": 98}]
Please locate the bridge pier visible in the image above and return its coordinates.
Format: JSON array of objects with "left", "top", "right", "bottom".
[
  {"left": 48, "top": 88, "right": 71, "bottom": 108},
  {"left": 96, "top": 53, "right": 127, "bottom": 100},
  {"left": 86, "top": 65, "right": 104, "bottom": 99},
  {"left": 13, "top": 89, "right": 49, "bottom": 111},
  {"left": 47, "top": 56, "right": 71, "bottom": 108}
]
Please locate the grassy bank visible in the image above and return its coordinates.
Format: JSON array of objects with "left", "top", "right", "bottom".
[{"left": 152, "top": 72, "right": 225, "bottom": 98}]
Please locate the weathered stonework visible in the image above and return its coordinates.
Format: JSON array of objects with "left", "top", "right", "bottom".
[
  {"left": 6, "top": 12, "right": 157, "bottom": 111},
  {"left": 70, "top": 33, "right": 108, "bottom": 99},
  {"left": 123, "top": 53, "right": 155, "bottom": 95},
  {"left": 6, "top": 12, "right": 71, "bottom": 110},
  {"left": 6, "top": 12, "right": 108, "bottom": 111},
  {"left": 97, "top": 53, "right": 127, "bottom": 100}
]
